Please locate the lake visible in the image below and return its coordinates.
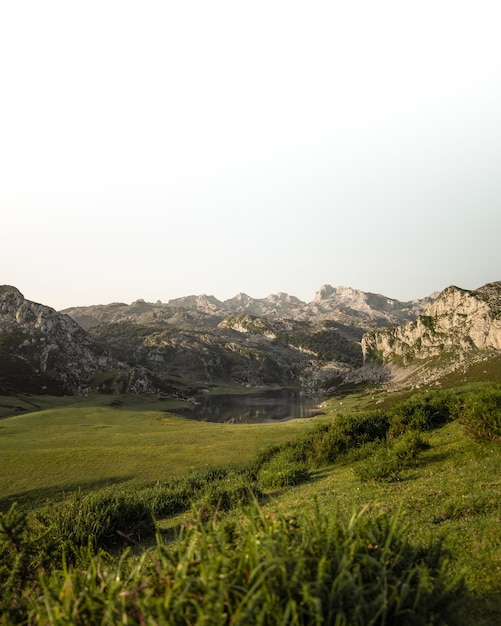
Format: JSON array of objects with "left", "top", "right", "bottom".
[{"left": 178, "top": 390, "right": 319, "bottom": 423}]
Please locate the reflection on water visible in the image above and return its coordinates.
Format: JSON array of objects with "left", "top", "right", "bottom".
[{"left": 179, "top": 390, "right": 319, "bottom": 424}]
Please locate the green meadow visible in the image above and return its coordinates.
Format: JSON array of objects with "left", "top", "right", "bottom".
[
  {"left": 1, "top": 384, "right": 501, "bottom": 624},
  {"left": 0, "top": 393, "right": 314, "bottom": 510}
]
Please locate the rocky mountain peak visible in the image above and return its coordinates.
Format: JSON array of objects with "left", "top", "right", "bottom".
[
  {"left": 472, "top": 281, "right": 501, "bottom": 314},
  {"left": 264, "top": 292, "right": 304, "bottom": 306},
  {"left": 0, "top": 285, "right": 25, "bottom": 310},
  {"left": 166, "top": 294, "right": 224, "bottom": 312},
  {"left": 1, "top": 286, "right": 76, "bottom": 335},
  {"left": 314, "top": 285, "right": 337, "bottom": 301},
  {"left": 229, "top": 292, "right": 252, "bottom": 302},
  {"left": 0, "top": 285, "right": 23, "bottom": 297}
]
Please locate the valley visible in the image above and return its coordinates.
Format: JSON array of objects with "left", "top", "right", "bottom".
[{"left": 1, "top": 281, "right": 501, "bottom": 624}]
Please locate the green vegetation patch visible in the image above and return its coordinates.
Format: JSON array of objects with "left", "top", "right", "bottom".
[
  {"left": 1, "top": 385, "right": 501, "bottom": 623},
  {"left": 455, "top": 384, "right": 501, "bottom": 442},
  {"left": 0, "top": 397, "right": 311, "bottom": 510},
  {"left": 2, "top": 501, "right": 466, "bottom": 625}
]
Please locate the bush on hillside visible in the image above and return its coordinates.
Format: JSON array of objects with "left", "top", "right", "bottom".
[
  {"left": 35, "top": 466, "right": 262, "bottom": 559},
  {"left": 196, "top": 474, "right": 261, "bottom": 518},
  {"left": 245, "top": 391, "right": 459, "bottom": 485},
  {"left": 280, "top": 410, "right": 391, "bottom": 469},
  {"left": 257, "top": 447, "right": 310, "bottom": 489},
  {"left": 354, "top": 432, "right": 430, "bottom": 483},
  {"left": 458, "top": 385, "right": 501, "bottom": 442},
  {"left": 243, "top": 443, "right": 284, "bottom": 478},
  {"left": 388, "top": 390, "right": 457, "bottom": 436},
  {"left": 36, "top": 490, "right": 156, "bottom": 558},
  {"left": 353, "top": 445, "right": 402, "bottom": 483}
]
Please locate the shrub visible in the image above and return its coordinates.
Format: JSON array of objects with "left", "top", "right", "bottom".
[
  {"left": 244, "top": 443, "right": 284, "bottom": 478},
  {"left": 342, "top": 439, "right": 384, "bottom": 463},
  {"left": 337, "top": 409, "right": 391, "bottom": 443},
  {"left": 257, "top": 448, "right": 310, "bottom": 489},
  {"left": 37, "top": 489, "right": 156, "bottom": 557},
  {"left": 0, "top": 504, "right": 59, "bottom": 621},
  {"left": 196, "top": 472, "right": 261, "bottom": 516},
  {"left": 354, "top": 445, "right": 402, "bottom": 483},
  {"left": 354, "top": 432, "right": 430, "bottom": 483},
  {"left": 393, "top": 431, "right": 431, "bottom": 460},
  {"left": 286, "top": 410, "right": 391, "bottom": 469},
  {"left": 389, "top": 390, "right": 456, "bottom": 436},
  {"left": 458, "top": 385, "right": 501, "bottom": 442},
  {"left": 184, "top": 465, "right": 233, "bottom": 489},
  {"left": 36, "top": 465, "right": 266, "bottom": 558},
  {"left": 137, "top": 481, "right": 192, "bottom": 517}
]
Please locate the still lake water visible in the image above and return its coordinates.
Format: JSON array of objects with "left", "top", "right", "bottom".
[{"left": 179, "top": 390, "right": 319, "bottom": 424}]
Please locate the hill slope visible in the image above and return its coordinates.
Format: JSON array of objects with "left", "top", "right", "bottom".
[{"left": 361, "top": 282, "right": 501, "bottom": 388}]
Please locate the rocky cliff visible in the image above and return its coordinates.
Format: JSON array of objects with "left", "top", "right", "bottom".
[
  {"left": 0, "top": 287, "right": 187, "bottom": 396},
  {"left": 305, "top": 285, "right": 434, "bottom": 328},
  {"left": 361, "top": 282, "right": 501, "bottom": 387},
  {"left": 0, "top": 286, "right": 112, "bottom": 394}
]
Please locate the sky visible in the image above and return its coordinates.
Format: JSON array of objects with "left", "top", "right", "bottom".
[{"left": 1, "top": 1, "right": 500, "bottom": 310}]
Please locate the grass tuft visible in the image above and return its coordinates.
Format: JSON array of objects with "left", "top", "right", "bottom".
[{"left": 29, "top": 503, "right": 466, "bottom": 625}]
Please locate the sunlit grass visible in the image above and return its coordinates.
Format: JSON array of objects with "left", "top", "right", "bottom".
[
  {"left": 0, "top": 396, "right": 318, "bottom": 509},
  {"left": 1, "top": 385, "right": 501, "bottom": 623},
  {"left": 264, "top": 419, "right": 501, "bottom": 611}
]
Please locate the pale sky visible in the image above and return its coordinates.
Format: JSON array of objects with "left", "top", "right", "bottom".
[{"left": 1, "top": 1, "right": 500, "bottom": 310}]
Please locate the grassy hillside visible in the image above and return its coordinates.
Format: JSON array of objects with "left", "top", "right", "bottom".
[{"left": 1, "top": 384, "right": 500, "bottom": 624}]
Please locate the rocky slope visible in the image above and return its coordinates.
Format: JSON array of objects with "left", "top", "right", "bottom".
[
  {"left": 0, "top": 286, "right": 112, "bottom": 394},
  {"left": 0, "top": 287, "right": 177, "bottom": 395},
  {"left": 62, "top": 302, "right": 307, "bottom": 389},
  {"left": 303, "top": 285, "right": 434, "bottom": 328},
  {"left": 361, "top": 282, "right": 501, "bottom": 387}
]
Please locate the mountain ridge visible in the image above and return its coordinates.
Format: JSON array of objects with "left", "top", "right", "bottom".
[
  {"left": 2, "top": 282, "right": 500, "bottom": 397},
  {"left": 62, "top": 284, "right": 435, "bottom": 331}
]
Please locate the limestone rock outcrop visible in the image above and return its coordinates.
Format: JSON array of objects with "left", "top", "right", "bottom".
[
  {"left": 306, "top": 285, "right": 434, "bottom": 328},
  {"left": 64, "top": 285, "right": 433, "bottom": 331},
  {"left": 361, "top": 282, "right": 501, "bottom": 386},
  {"left": 0, "top": 286, "right": 112, "bottom": 394}
]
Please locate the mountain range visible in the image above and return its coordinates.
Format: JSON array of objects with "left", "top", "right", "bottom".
[
  {"left": 63, "top": 285, "right": 434, "bottom": 330},
  {"left": 1, "top": 282, "right": 500, "bottom": 397}
]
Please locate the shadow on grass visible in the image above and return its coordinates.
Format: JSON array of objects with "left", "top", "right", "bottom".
[
  {"left": 0, "top": 476, "right": 135, "bottom": 513},
  {"left": 462, "top": 592, "right": 501, "bottom": 626},
  {"left": 396, "top": 450, "right": 450, "bottom": 478}
]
